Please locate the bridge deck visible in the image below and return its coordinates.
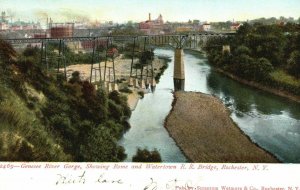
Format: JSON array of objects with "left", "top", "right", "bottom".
[{"left": 3, "top": 32, "right": 235, "bottom": 44}]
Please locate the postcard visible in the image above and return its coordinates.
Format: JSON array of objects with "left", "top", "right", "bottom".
[{"left": 0, "top": 0, "right": 299, "bottom": 189}]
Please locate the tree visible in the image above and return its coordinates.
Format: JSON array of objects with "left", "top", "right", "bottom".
[
  {"left": 234, "top": 45, "right": 251, "bottom": 56},
  {"left": 193, "top": 20, "right": 200, "bottom": 25},
  {"left": 78, "top": 124, "right": 126, "bottom": 162},
  {"left": 140, "top": 50, "right": 154, "bottom": 65},
  {"left": 252, "top": 58, "right": 274, "bottom": 81},
  {"left": 23, "top": 47, "right": 39, "bottom": 58},
  {"left": 69, "top": 71, "right": 82, "bottom": 84},
  {"left": 246, "top": 33, "right": 285, "bottom": 66},
  {"left": 109, "top": 90, "right": 131, "bottom": 118},
  {"left": 233, "top": 54, "right": 255, "bottom": 78},
  {"left": 132, "top": 148, "right": 162, "bottom": 162},
  {"left": 236, "top": 23, "right": 253, "bottom": 38},
  {"left": 0, "top": 38, "right": 16, "bottom": 63},
  {"left": 287, "top": 50, "right": 300, "bottom": 78}
]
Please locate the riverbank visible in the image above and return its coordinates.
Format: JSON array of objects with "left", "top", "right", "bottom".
[
  {"left": 216, "top": 69, "right": 300, "bottom": 103},
  {"left": 165, "top": 91, "right": 279, "bottom": 163},
  {"left": 62, "top": 55, "right": 165, "bottom": 82},
  {"left": 185, "top": 48, "right": 300, "bottom": 103},
  {"left": 127, "top": 91, "right": 140, "bottom": 110},
  {"left": 62, "top": 55, "right": 168, "bottom": 111}
]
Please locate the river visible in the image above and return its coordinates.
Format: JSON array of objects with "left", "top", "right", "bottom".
[{"left": 119, "top": 48, "right": 300, "bottom": 163}]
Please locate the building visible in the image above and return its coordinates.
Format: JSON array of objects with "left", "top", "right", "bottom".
[
  {"left": 230, "top": 23, "right": 242, "bottom": 31},
  {"left": 33, "top": 33, "right": 48, "bottom": 38},
  {"left": 201, "top": 23, "right": 211, "bottom": 31},
  {"left": 107, "top": 48, "right": 118, "bottom": 57},
  {"left": 10, "top": 25, "right": 22, "bottom": 31},
  {"left": 0, "top": 22, "right": 9, "bottom": 30},
  {"left": 176, "top": 26, "right": 193, "bottom": 33},
  {"left": 81, "top": 40, "right": 107, "bottom": 50},
  {"left": 50, "top": 23, "right": 74, "bottom": 38},
  {"left": 139, "top": 13, "right": 164, "bottom": 34}
]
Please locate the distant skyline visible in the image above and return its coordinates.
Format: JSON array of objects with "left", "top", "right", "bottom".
[{"left": 1, "top": 0, "right": 300, "bottom": 23}]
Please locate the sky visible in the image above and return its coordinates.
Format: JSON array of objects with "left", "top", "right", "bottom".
[{"left": 0, "top": 0, "right": 300, "bottom": 24}]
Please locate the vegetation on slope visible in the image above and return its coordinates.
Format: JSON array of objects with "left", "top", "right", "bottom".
[
  {"left": 0, "top": 38, "right": 131, "bottom": 161},
  {"left": 205, "top": 23, "right": 300, "bottom": 96},
  {"left": 132, "top": 148, "right": 162, "bottom": 162}
]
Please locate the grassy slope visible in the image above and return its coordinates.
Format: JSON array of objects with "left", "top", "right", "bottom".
[
  {"left": 0, "top": 82, "right": 70, "bottom": 161},
  {"left": 0, "top": 47, "right": 130, "bottom": 161},
  {"left": 270, "top": 69, "right": 300, "bottom": 87}
]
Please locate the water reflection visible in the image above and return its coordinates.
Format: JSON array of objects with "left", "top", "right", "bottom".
[
  {"left": 207, "top": 71, "right": 300, "bottom": 119},
  {"left": 180, "top": 49, "right": 300, "bottom": 163},
  {"left": 121, "top": 48, "right": 300, "bottom": 163},
  {"left": 204, "top": 61, "right": 300, "bottom": 163}
]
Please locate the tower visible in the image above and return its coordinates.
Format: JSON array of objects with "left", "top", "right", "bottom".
[{"left": 1, "top": 11, "right": 6, "bottom": 22}]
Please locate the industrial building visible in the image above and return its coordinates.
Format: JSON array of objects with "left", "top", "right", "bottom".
[
  {"left": 139, "top": 13, "right": 165, "bottom": 34},
  {"left": 49, "top": 23, "right": 74, "bottom": 38}
]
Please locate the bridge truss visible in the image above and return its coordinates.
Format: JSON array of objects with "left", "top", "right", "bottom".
[{"left": 3, "top": 33, "right": 233, "bottom": 89}]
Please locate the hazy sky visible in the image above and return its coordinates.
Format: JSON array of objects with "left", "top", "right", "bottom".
[{"left": 1, "top": 0, "right": 300, "bottom": 23}]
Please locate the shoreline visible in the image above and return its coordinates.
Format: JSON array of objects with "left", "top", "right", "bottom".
[
  {"left": 127, "top": 90, "right": 140, "bottom": 111},
  {"left": 185, "top": 48, "right": 300, "bottom": 103},
  {"left": 61, "top": 55, "right": 168, "bottom": 111},
  {"left": 164, "top": 91, "right": 280, "bottom": 163},
  {"left": 216, "top": 69, "right": 300, "bottom": 103}
]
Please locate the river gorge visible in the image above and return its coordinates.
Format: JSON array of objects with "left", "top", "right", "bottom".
[{"left": 119, "top": 48, "right": 300, "bottom": 163}]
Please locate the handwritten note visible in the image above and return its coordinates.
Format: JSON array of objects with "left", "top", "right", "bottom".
[{"left": 0, "top": 163, "right": 299, "bottom": 190}]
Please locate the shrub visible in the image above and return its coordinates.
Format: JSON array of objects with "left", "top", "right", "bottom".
[
  {"left": 78, "top": 124, "right": 126, "bottom": 162},
  {"left": 234, "top": 45, "right": 252, "bottom": 56},
  {"left": 108, "top": 100, "right": 123, "bottom": 121},
  {"left": 0, "top": 38, "right": 133, "bottom": 162},
  {"left": 109, "top": 90, "right": 131, "bottom": 118},
  {"left": 140, "top": 50, "right": 154, "bottom": 65},
  {"left": 23, "top": 47, "right": 39, "bottom": 57},
  {"left": 287, "top": 50, "right": 300, "bottom": 78},
  {"left": 132, "top": 148, "right": 162, "bottom": 162},
  {"left": 109, "top": 90, "right": 122, "bottom": 104},
  {"left": 138, "top": 90, "right": 144, "bottom": 98},
  {"left": 119, "top": 87, "right": 133, "bottom": 93},
  {"left": 69, "top": 71, "right": 82, "bottom": 84}
]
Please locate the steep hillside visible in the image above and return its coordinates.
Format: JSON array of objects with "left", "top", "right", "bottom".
[{"left": 0, "top": 39, "right": 131, "bottom": 161}]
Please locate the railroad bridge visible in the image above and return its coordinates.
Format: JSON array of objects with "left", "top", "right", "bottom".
[{"left": 3, "top": 32, "right": 233, "bottom": 91}]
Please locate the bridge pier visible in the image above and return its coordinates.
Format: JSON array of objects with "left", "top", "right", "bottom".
[
  {"left": 133, "top": 78, "right": 139, "bottom": 88},
  {"left": 222, "top": 45, "right": 231, "bottom": 54},
  {"left": 128, "top": 77, "right": 134, "bottom": 86},
  {"left": 173, "top": 48, "right": 185, "bottom": 91}
]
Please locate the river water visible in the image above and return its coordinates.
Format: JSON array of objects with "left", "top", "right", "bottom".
[{"left": 119, "top": 48, "right": 300, "bottom": 163}]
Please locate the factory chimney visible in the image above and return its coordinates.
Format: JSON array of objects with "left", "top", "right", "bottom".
[{"left": 46, "top": 17, "right": 49, "bottom": 29}]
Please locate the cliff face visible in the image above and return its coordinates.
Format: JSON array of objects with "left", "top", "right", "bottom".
[{"left": 165, "top": 91, "right": 279, "bottom": 163}]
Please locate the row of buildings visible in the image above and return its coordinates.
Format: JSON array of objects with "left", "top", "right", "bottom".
[
  {"left": 0, "top": 11, "right": 107, "bottom": 31},
  {"left": 1, "top": 10, "right": 242, "bottom": 34},
  {"left": 138, "top": 13, "right": 242, "bottom": 34},
  {"left": 0, "top": 11, "right": 42, "bottom": 31}
]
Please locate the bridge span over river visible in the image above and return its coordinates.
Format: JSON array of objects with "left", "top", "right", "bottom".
[{"left": 4, "top": 32, "right": 234, "bottom": 91}]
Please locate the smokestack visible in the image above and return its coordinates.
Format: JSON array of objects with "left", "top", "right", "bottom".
[
  {"left": 49, "top": 17, "right": 53, "bottom": 29},
  {"left": 46, "top": 17, "right": 49, "bottom": 29},
  {"left": 149, "top": 13, "right": 151, "bottom": 21}
]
